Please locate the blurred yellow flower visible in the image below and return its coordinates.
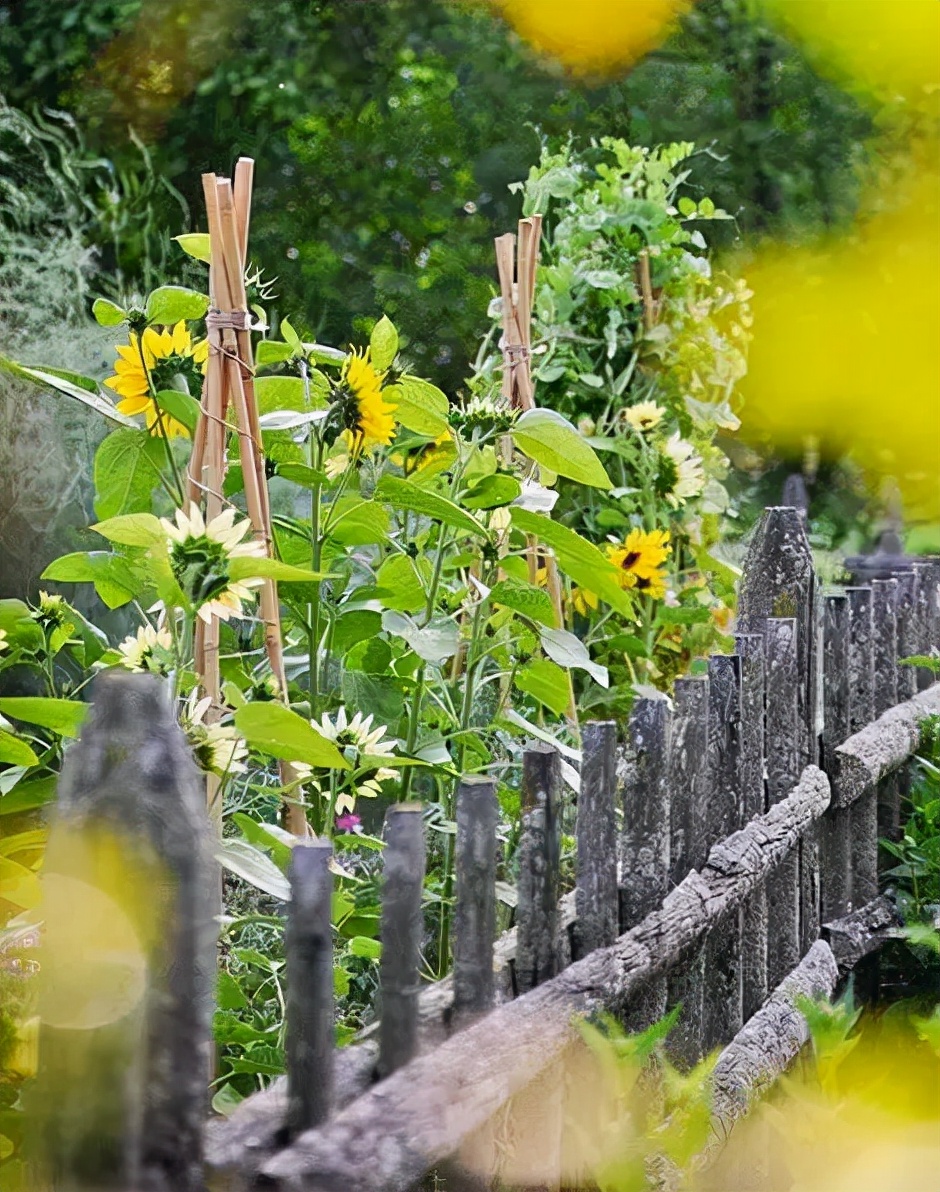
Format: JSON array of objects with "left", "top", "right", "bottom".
[
  {"left": 624, "top": 401, "right": 666, "bottom": 433},
  {"left": 106, "top": 322, "right": 207, "bottom": 439}
]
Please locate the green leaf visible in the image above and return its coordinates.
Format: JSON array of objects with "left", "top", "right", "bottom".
[
  {"left": 461, "top": 474, "right": 522, "bottom": 510},
  {"left": 511, "top": 409, "right": 611, "bottom": 489},
  {"left": 173, "top": 233, "right": 211, "bottom": 263},
  {"left": 0, "top": 732, "right": 39, "bottom": 768},
  {"left": 370, "top": 315, "right": 399, "bottom": 372},
  {"left": 333, "top": 965, "right": 351, "bottom": 997},
  {"left": 216, "top": 969, "right": 249, "bottom": 1011},
  {"left": 510, "top": 509, "right": 635, "bottom": 620},
  {"left": 489, "top": 578, "right": 557, "bottom": 628},
  {"left": 540, "top": 627, "right": 608, "bottom": 687},
  {"left": 348, "top": 935, "right": 382, "bottom": 961},
  {"left": 255, "top": 374, "right": 328, "bottom": 413},
  {"left": 145, "top": 286, "right": 209, "bottom": 325},
  {"left": 41, "top": 552, "right": 140, "bottom": 609},
  {"left": 217, "top": 838, "right": 292, "bottom": 901},
  {"left": 93, "top": 430, "right": 164, "bottom": 520},
  {"left": 255, "top": 339, "right": 295, "bottom": 365},
  {"left": 281, "top": 317, "right": 303, "bottom": 351},
  {"left": 375, "top": 554, "right": 428, "bottom": 613},
  {"left": 92, "top": 297, "right": 126, "bottom": 327},
  {"left": 332, "top": 610, "right": 383, "bottom": 657},
  {"left": 93, "top": 512, "right": 164, "bottom": 548},
  {"left": 514, "top": 659, "right": 570, "bottom": 716},
  {"left": 375, "top": 475, "right": 487, "bottom": 538},
  {"left": 211, "top": 1083, "right": 245, "bottom": 1117},
  {"left": 341, "top": 671, "right": 404, "bottom": 727},
  {"left": 153, "top": 389, "right": 200, "bottom": 436},
  {"left": 276, "top": 463, "right": 330, "bottom": 489},
  {"left": 327, "top": 499, "right": 390, "bottom": 547},
  {"left": 0, "top": 856, "right": 41, "bottom": 909},
  {"left": 382, "top": 611, "right": 459, "bottom": 665},
  {"left": 656, "top": 605, "right": 713, "bottom": 626},
  {"left": 0, "top": 353, "right": 136, "bottom": 427},
  {"left": 0, "top": 775, "right": 57, "bottom": 816},
  {"left": 0, "top": 599, "right": 43, "bottom": 650},
  {"left": 235, "top": 702, "right": 350, "bottom": 769},
  {"left": 386, "top": 375, "right": 449, "bottom": 437},
  {"left": 227, "top": 557, "right": 331, "bottom": 584},
  {"left": 0, "top": 698, "right": 87, "bottom": 738},
  {"left": 677, "top": 196, "right": 697, "bottom": 217},
  {"left": 231, "top": 812, "right": 293, "bottom": 873}
]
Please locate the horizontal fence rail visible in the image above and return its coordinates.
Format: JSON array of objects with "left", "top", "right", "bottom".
[{"left": 33, "top": 508, "right": 940, "bottom": 1192}]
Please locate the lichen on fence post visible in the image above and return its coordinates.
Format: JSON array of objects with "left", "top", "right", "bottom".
[
  {"left": 764, "top": 618, "right": 801, "bottom": 986},
  {"left": 378, "top": 803, "right": 427, "bottom": 1079},
  {"left": 453, "top": 775, "right": 499, "bottom": 1025},
  {"left": 820, "top": 593, "right": 852, "bottom": 920},
  {"left": 286, "top": 840, "right": 334, "bottom": 1137},
  {"left": 516, "top": 744, "right": 562, "bottom": 994},
  {"left": 703, "top": 654, "right": 743, "bottom": 1049},
  {"left": 736, "top": 633, "right": 768, "bottom": 1020},
  {"left": 666, "top": 677, "right": 710, "bottom": 1069},
  {"left": 29, "top": 671, "right": 216, "bottom": 1192},
  {"left": 573, "top": 721, "right": 618, "bottom": 961},
  {"left": 846, "top": 586, "right": 877, "bottom": 906}
]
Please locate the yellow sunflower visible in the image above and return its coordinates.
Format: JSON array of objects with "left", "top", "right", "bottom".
[
  {"left": 606, "top": 528, "right": 671, "bottom": 600},
  {"left": 106, "top": 322, "right": 208, "bottom": 439},
  {"left": 339, "top": 348, "right": 398, "bottom": 452}
]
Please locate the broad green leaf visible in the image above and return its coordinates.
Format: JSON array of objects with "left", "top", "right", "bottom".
[
  {"left": 514, "top": 658, "right": 570, "bottom": 716},
  {"left": 0, "top": 774, "right": 57, "bottom": 816},
  {"left": 0, "top": 856, "right": 41, "bottom": 909},
  {"left": 375, "top": 554, "right": 428, "bottom": 613},
  {"left": 370, "top": 315, "right": 399, "bottom": 372},
  {"left": 255, "top": 374, "right": 328, "bottom": 413},
  {"left": 217, "top": 971, "right": 249, "bottom": 1011},
  {"left": 656, "top": 605, "right": 712, "bottom": 626},
  {"left": 211, "top": 1083, "right": 245, "bottom": 1117},
  {"left": 153, "top": 389, "right": 200, "bottom": 436},
  {"left": 341, "top": 671, "right": 404, "bottom": 728},
  {"left": 348, "top": 936, "right": 382, "bottom": 961},
  {"left": 489, "top": 578, "right": 557, "bottom": 628},
  {"left": 0, "top": 353, "right": 136, "bottom": 426},
  {"left": 145, "top": 285, "right": 209, "bottom": 325},
  {"left": 302, "top": 341, "right": 347, "bottom": 366},
  {"left": 280, "top": 317, "right": 303, "bottom": 352},
  {"left": 382, "top": 611, "right": 459, "bottom": 665},
  {"left": 41, "top": 552, "right": 140, "bottom": 610},
  {"left": 512, "top": 409, "right": 611, "bottom": 489},
  {"left": 276, "top": 463, "right": 329, "bottom": 489},
  {"left": 386, "top": 375, "right": 449, "bottom": 437},
  {"left": 227, "top": 557, "right": 331, "bottom": 584},
  {"left": 332, "top": 610, "right": 383, "bottom": 657},
  {"left": 461, "top": 474, "right": 522, "bottom": 510},
  {"left": 375, "top": 475, "right": 487, "bottom": 538},
  {"left": 0, "top": 698, "right": 87, "bottom": 738},
  {"left": 235, "top": 702, "right": 350, "bottom": 769},
  {"left": 93, "top": 430, "right": 165, "bottom": 520},
  {"left": 173, "top": 233, "right": 211, "bottom": 263},
  {"left": 327, "top": 499, "right": 389, "bottom": 547},
  {"left": 217, "top": 838, "right": 291, "bottom": 901},
  {"left": 92, "top": 297, "right": 126, "bottom": 327},
  {"left": 231, "top": 812, "right": 293, "bottom": 873},
  {"left": 92, "top": 512, "right": 164, "bottom": 548},
  {"left": 0, "top": 599, "right": 43, "bottom": 650},
  {"left": 255, "top": 339, "right": 295, "bottom": 365},
  {"left": 0, "top": 732, "right": 38, "bottom": 768},
  {"left": 510, "top": 509, "right": 635, "bottom": 620},
  {"left": 540, "top": 627, "right": 609, "bottom": 687}
]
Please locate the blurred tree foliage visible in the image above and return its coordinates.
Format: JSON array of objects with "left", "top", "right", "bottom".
[{"left": 0, "top": 0, "right": 870, "bottom": 386}]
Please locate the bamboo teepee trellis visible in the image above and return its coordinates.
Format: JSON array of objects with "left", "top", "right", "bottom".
[
  {"left": 495, "top": 217, "right": 578, "bottom": 729},
  {"left": 187, "top": 158, "right": 307, "bottom": 836}
]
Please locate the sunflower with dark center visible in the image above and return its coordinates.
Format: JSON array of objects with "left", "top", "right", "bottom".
[{"left": 330, "top": 348, "right": 398, "bottom": 451}]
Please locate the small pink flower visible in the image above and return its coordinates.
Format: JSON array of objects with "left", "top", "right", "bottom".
[{"left": 335, "top": 812, "right": 362, "bottom": 834}]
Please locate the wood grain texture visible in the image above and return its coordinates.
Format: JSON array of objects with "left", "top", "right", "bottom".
[
  {"left": 821, "top": 895, "right": 902, "bottom": 973},
  {"left": 820, "top": 594, "right": 852, "bottom": 921},
  {"left": 516, "top": 745, "right": 562, "bottom": 994},
  {"left": 573, "top": 721, "right": 619, "bottom": 960},
  {"left": 453, "top": 776, "right": 499, "bottom": 1024}
]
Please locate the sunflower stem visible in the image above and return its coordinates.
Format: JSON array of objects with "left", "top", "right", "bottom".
[{"left": 304, "top": 362, "right": 325, "bottom": 714}]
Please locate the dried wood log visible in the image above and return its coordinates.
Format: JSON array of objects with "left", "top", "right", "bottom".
[
  {"left": 832, "top": 681, "right": 940, "bottom": 807},
  {"left": 821, "top": 894, "right": 902, "bottom": 973},
  {"left": 256, "top": 767, "right": 829, "bottom": 1192}
]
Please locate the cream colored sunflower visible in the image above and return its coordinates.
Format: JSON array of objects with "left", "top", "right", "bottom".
[
  {"left": 106, "top": 322, "right": 208, "bottom": 439},
  {"left": 0, "top": 628, "right": 8, "bottom": 655},
  {"left": 117, "top": 624, "right": 174, "bottom": 675},
  {"left": 181, "top": 693, "right": 248, "bottom": 777},
  {"left": 663, "top": 433, "right": 706, "bottom": 506},
  {"left": 293, "top": 706, "right": 399, "bottom": 815},
  {"left": 624, "top": 401, "right": 666, "bottom": 433},
  {"left": 161, "top": 504, "right": 265, "bottom": 623}
]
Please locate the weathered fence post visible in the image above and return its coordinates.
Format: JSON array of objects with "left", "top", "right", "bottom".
[
  {"left": 378, "top": 803, "right": 426, "bottom": 1079},
  {"left": 912, "top": 561, "right": 937, "bottom": 690},
  {"left": 516, "top": 744, "right": 562, "bottom": 994},
  {"left": 846, "top": 586, "right": 877, "bottom": 906},
  {"left": 736, "top": 633, "right": 768, "bottom": 1019},
  {"left": 30, "top": 672, "right": 216, "bottom": 1192},
  {"left": 573, "top": 721, "right": 618, "bottom": 960},
  {"left": 764, "top": 618, "right": 801, "bottom": 986},
  {"left": 703, "top": 655, "right": 743, "bottom": 1048},
  {"left": 666, "top": 677, "right": 710, "bottom": 1069},
  {"left": 871, "top": 578, "right": 901, "bottom": 858},
  {"left": 620, "top": 696, "right": 670, "bottom": 1026},
  {"left": 894, "top": 570, "right": 918, "bottom": 701},
  {"left": 453, "top": 776, "right": 499, "bottom": 1026},
  {"left": 286, "top": 841, "right": 334, "bottom": 1137},
  {"left": 820, "top": 593, "right": 852, "bottom": 920}
]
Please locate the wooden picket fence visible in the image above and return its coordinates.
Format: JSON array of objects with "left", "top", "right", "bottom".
[{"left": 31, "top": 506, "right": 940, "bottom": 1192}]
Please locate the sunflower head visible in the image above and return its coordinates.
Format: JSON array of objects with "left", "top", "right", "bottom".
[
  {"left": 624, "top": 401, "right": 666, "bottom": 433},
  {"left": 117, "top": 624, "right": 174, "bottom": 675},
  {"left": 331, "top": 348, "right": 398, "bottom": 452},
  {"left": 160, "top": 504, "right": 265, "bottom": 623},
  {"left": 106, "top": 322, "right": 208, "bottom": 440},
  {"left": 607, "top": 528, "right": 671, "bottom": 599}
]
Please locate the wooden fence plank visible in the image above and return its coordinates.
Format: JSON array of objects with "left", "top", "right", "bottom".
[
  {"left": 573, "top": 721, "right": 619, "bottom": 960},
  {"left": 764, "top": 618, "right": 801, "bottom": 986},
  {"left": 735, "top": 633, "right": 768, "bottom": 1020},
  {"left": 704, "top": 655, "right": 743, "bottom": 1049},
  {"left": 846, "top": 586, "right": 878, "bottom": 905},
  {"left": 286, "top": 841, "right": 335, "bottom": 1137},
  {"left": 894, "top": 570, "right": 918, "bottom": 701},
  {"left": 453, "top": 776, "right": 499, "bottom": 1026},
  {"left": 378, "top": 804, "right": 427, "bottom": 1079},
  {"left": 871, "top": 578, "right": 901, "bottom": 861},
  {"left": 912, "top": 563, "right": 934, "bottom": 691},
  {"left": 30, "top": 672, "right": 215, "bottom": 1192},
  {"left": 258, "top": 768, "right": 830, "bottom": 1192},
  {"left": 516, "top": 744, "right": 562, "bottom": 994},
  {"left": 820, "top": 593, "right": 852, "bottom": 920}
]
